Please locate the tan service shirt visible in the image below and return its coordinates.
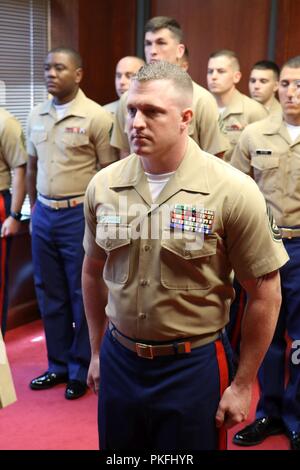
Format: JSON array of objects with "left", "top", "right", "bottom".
[
  {"left": 27, "top": 89, "right": 117, "bottom": 197},
  {"left": 84, "top": 138, "right": 288, "bottom": 341},
  {"left": 231, "top": 112, "right": 300, "bottom": 227},
  {"left": 103, "top": 99, "right": 119, "bottom": 115},
  {"left": 110, "top": 81, "right": 229, "bottom": 155},
  {"left": 0, "top": 108, "right": 27, "bottom": 191},
  {"left": 219, "top": 89, "right": 267, "bottom": 162},
  {"left": 265, "top": 97, "right": 281, "bottom": 115}
]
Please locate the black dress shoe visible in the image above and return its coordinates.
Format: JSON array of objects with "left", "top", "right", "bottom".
[
  {"left": 233, "top": 417, "right": 285, "bottom": 446},
  {"left": 65, "top": 380, "right": 87, "bottom": 400},
  {"left": 30, "top": 372, "right": 68, "bottom": 390},
  {"left": 289, "top": 431, "right": 300, "bottom": 450}
]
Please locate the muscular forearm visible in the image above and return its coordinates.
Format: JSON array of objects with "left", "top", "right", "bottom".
[
  {"left": 234, "top": 271, "right": 282, "bottom": 388},
  {"left": 26, "top": 156, "right": 38, "bottom": 210},
  {"left": 11, "top": 164, "right": 26, "bottom": 212},
  {"left": 215, "top": 271, "right": 282, "bottom": 428},
  {"left": 0, "top": 165, "right": 27, "bottom": 237},
  {"left": 82, "top": 255, "right": 108, "bottom": 356}
]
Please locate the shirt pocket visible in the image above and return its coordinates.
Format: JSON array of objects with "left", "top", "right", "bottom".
[
  {"left": 31, "top": 131, "right": 48, "bottom": 146},
  {"left": 96, "top": 224, "right": 131, "bottom": 284},
  {"left": 250, "top": 155, "right": 279, "bottom": 195},
  {"left": 161, "top": 233, "right": 217, "bottom": 289},
  {"left": 226, "top": 129, "right": 242, "bottom": 146},
  {"left": 61, "top": 133, "right": 89, "bottom": 147}
]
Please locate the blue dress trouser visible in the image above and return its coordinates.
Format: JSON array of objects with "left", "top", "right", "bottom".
[
  {"left": 31, "top": 200, "right": 90, "bottom": 382},
  {"left": 257, "top": 237, "right": 300, "bottom": 433},
  {"left": 98, "top": 327, "right": 233, "bottom": 450},
  {"left": 0, "top": 190, "right": 12, "bottom": 335}
]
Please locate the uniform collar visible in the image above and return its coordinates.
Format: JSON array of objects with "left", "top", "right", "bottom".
[
  {"left": 221, "top": 89, "right": 244, "bottom": 118},
  {"left": 261, "top": 112, "right": 284, "bottom": 135},
  {"left": 39, "top": 89, "right": 87, "bottom": 119},
  {"left": 109, "top": 138, "right": 211, "bottom": 207},
  {"left": 266, "top": 97, "right": 281, "bottom": 114},
  {"left": 260, "top": 112, "right": 300, "bottom": 145}
]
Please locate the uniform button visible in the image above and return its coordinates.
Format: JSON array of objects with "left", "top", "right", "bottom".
[
  {"left": 138, "top": 312, "right": 146, "bottom": 319},
  {"left": 140, "top": 279, "right": 148, "bottom": 286},
  {"left": 144, "top": 245, "right": 151, "bottom": 252}
]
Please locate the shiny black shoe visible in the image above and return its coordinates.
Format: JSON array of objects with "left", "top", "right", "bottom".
[
  {"left": 30, "top": 372, "right": 68, "bottom": 390},
  {"left": 289, "top": 431, "right": 300, "bottom": 450},
  {"left": 232, "top": 417, "right": 285, "bottom": 446},
  {"left": 65, "top": 380, "right": 87, "bottom": 400}
]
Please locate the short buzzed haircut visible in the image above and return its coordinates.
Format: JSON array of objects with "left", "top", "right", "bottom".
[
  {"left": 47, "top": 47, "right": 83, "bottom": 68},
  {"left": 132, "top": 60, "right": 193, "bottom": 106},
  {"left": 209, "top": 49, "right": 240, "bottom": 71},
  {"left": 144, "top": 16, "right": 184, "bottom": 43},
  {"left": 282, "top": 55, "right": 300, "bottom": 70},
  {"left": 252, "top": 60, "right": 280, "bottom": 79}
]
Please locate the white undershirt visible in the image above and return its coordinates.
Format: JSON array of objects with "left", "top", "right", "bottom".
[
  {"left": 285, "top": 122, "right": 300, "bottom": 141},
  {"left": 54, "top": 99, "right": 75, "bottom": 120},
  {"left": 145, "top": 171, "right": 175, "bottom": 202},
  {"left": 218, "top": 106, "right": 226, "bottom": 116}
]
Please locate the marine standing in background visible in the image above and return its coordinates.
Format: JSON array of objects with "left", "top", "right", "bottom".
[
  {"left": 207, "top": 49, "right": 267, "bottom": 163},
  {"left": 0, "top": 108, "right": 27, "bottom": 335},
  {"left": 103, "top": 56, "right": 145, "bottom": 115},
  {"left": 232, "top": 56, "right": 300, "bottom": 451},
  {"left": 111, "top": 16, "right": 228, "bottom": 159},
  {"left": 26, "top": 47, "right": 117, "bottom": 400},
  {"left": 249, "top": 60, "right": 281, "bottom": 114}
]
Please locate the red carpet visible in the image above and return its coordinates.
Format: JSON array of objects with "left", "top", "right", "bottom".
[
  {"left": 0, "top": 320, "right": 290, "bottom": 450},
  {"left": 0, "top": 320, "right": 98, "bottom": 450}
]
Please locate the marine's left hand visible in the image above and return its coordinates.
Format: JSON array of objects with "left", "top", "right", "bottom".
[
  {"left": 1, "top": 216, "right": 21, "bottom": 237},
  {"left": 215, "top": 382, "right": 252, "bottom": 429}
]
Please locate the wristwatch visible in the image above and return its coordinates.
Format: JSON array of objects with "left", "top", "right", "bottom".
[{"left": 10, "top": 211, "right": 22, "bottom": 221}]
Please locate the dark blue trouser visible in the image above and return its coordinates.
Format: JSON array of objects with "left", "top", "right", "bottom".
[
  {"left": 31, "top": 199, "right": 90, "bottom": 382},
  {"left": 98, "top": 327, "right": 232, "bottom": 450},
  {"left": 257, "top": 237, "right": 300, "bottom": 433},
  {"left": 0, "top": 190, "right": 12, "bottom": 336}
]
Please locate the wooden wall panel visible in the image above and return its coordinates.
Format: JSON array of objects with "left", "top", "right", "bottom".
[
  {"left": 50, "top": 0, "right": 79, "bottom": 50},
  {"left": 51, "top": 0, "right": 137, "bottom": 105},
  {"left": 78, "top": 0, "right": 137, "bottom": 105},
  {"left": 151, "top": 0, "right": 271, "bottom": 94},
  {"left": 275, "top": 0, "right": 300, "bottom": 68}
]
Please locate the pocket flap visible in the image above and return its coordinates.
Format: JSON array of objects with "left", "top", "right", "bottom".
[
  {"left": 251, "top": 155, "right": 279, "bottom": 170},
  {"left": 61, "top": 134, "right": 89, "bottom": 147},
  {"left": 31, "top": 131, "right": 47, "bottom": 145},
  {"left": 96, "top": 224, "right": 131, "bottom": 252},
  {"left": 161, "top": 233, "right": 217, "bottom": 259}
]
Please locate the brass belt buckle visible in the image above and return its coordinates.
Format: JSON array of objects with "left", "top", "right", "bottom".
[
  {"left": 136, "top": 342, "right": 154, "bottom": 359},
  {"left": 53, "top": 200, "right": 60, "bottom": 210},
  {"left": 283, "top": 228, "right": 293, "bottom": 239}
]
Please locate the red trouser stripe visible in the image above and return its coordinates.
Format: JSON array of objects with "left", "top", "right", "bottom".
[
  {"left": 0, "top": 194, "right": 8, "bottom": 328},
  {"left": 215, "top": 339, "right": 229, "bottom": 450}
]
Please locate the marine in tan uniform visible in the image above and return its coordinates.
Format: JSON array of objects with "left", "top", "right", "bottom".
[
  {"left": 82, "top": 61, "right": 288, "bottom": 451},
  {"left": 103, "top": 56, "right": 145, "bottom": 115},
  {"left": 207, "top": 49, "right": 267, "bottom": 163},
  {"left": 26, "top": 47, "right": 117, "bottom": 401},
  {"left": 249, "top": 60, "right": 281, "bottom": 115},
  {"left": 231, "top": 56, "right": 300, "bottom": 451},
  {"left": 110, "top": 16, "right": 228, "bottom": 158},
  {"left": 0, "top": 108, "right": 27, "bottom": 334}
]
